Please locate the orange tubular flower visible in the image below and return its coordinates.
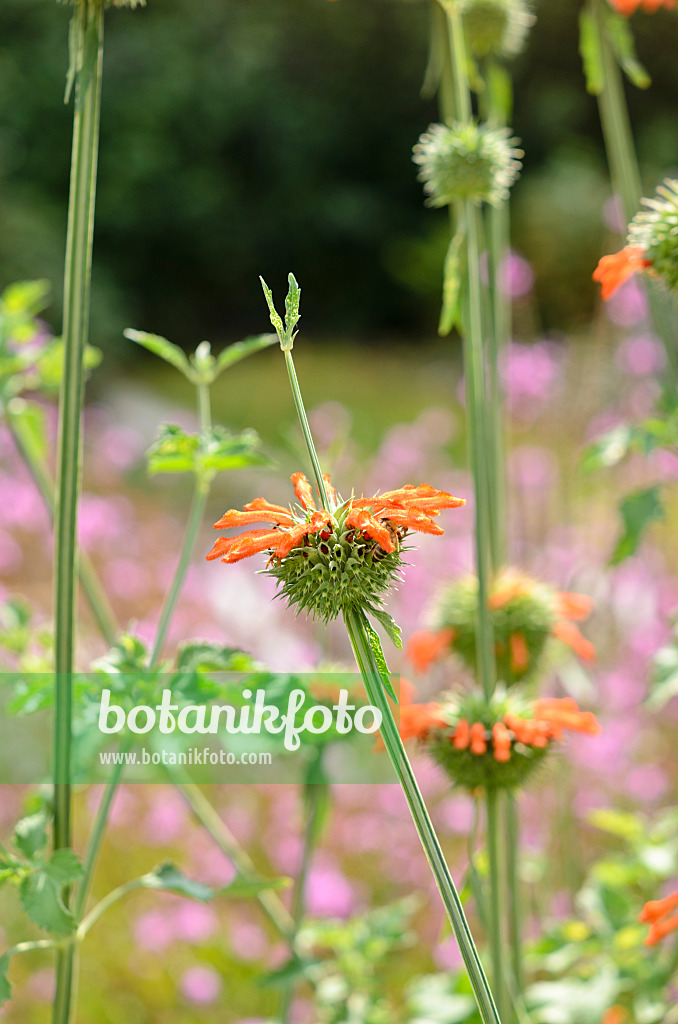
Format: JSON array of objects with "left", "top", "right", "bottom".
[
  {"left": 492, "top": 722, "right": 512, "bottom": 762},
  {"left": 398, "top": 702, "right": 448, "bottom": 742},
  {"left": 469, "top": 722, "right": 487, "bottom": 755},
  {"left": 533, "top": 697, "right": 601, "bottom": 739},
  {"left": 407, "top": 628, "right": 456, "bottom": 673},
  {"left": 639, "top": 889, "right": 678, "bottom": 946},
  {"left": 593, "top": 245, "right": 651, "bottom": 300},
  {"left": 552, "top": 619, "right": 596, "bottom": 661},
  {"left": 207, "top": 473, "right": 465, "bottom": 622},
  {"left": 608, "top": 0, "right": 673, "bottom": 14}
]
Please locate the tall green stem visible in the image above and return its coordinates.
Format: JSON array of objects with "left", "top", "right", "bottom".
[
  {"left": 52, "top": 3, "right": 104, "bottom": 1021},
  {"left": 504, "top": 794, "right": 523, "bottom": 994},
  {"left": 589, "top": 0, "right": 677, "bottom": 383},
  {"left": 280, "top": 750, "right": 327, "bottom": 1024},
  {"left": 344, "top": 609, "right": 502, "bottom": 1024},
  {"left": 285, "top": 351, "right": 331, "bottom": 511},
  {"left": 485, "top": 789, "right": 508, "bottom": 1024}
]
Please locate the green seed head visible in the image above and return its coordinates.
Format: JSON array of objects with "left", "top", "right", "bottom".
[
  {"left": 460, "top": 0, "right": 534, "bottom": 58},
  {"left": 413, "top": 121, "right": 522, "bottom": 207},
  {"left": 628, "top": 179, "right": 678, "bottom": 293},
  {"left": 266, "top": 504, "right": 405, "bottom": 623},
  {"left": 433, "top": 570, "right": 558, "bottom": 685}
]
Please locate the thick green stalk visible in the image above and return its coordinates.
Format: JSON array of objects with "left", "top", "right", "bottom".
[
  {"left": 7, "top": 408, "right": 117, "bottom": 646},
  {"left": 485, "top": 790, "right": 508, "bottom": 1024},
  {"left": 463, "top": 199, "right": 496, "bottom": 698},
  {"left": 344, "top": 609, "right": 502, "bottom": 1024},
  {"left": 589, "top": 0, "right": 677, "bottom": 383},
  {"left": 504, "top": 794, "right": 523, "bottom": 994},
  {"left": 486, "top": 201, "right": 509, "bottom": 571},
  {"left": 171, "top": 773, "right": 294, "bottom": 938},
  {"left": 52, "top": 4, "right": 104, "bottom": 1021}
]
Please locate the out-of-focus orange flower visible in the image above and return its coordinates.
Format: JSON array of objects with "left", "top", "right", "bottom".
[
  {"left": 453, "top": 718, "right": 471, "bottom": 750},
  {"left": 593, "top": 245, "right": 651, "bottom": 300},
  {"left": 552, "top": 619, "right": 596, "bottom": 661},
  {"left": 639, "top": 889, "right": 678, "bottom": 945},
  {"left": 601, "top": 1006, "right": 629, "bottom": 1024},
  {"left": 608, "top": 0, "right": 673, "bottom": 14},
  {"left": 398, "top": 702, "right": 448, "bottom": 741},
  {"left": 509, "top": 632, "right": 529, "bottom": 673},
  {"left": 407, "top": 628, "right": 456, "bottom": 673},
  {"left": 533, "top": 697, "right": 601, "bottom": 739}
]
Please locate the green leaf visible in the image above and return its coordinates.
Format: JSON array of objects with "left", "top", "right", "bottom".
[
  {"left": 367, "top": 606, "right": 403, "bottom": 650},
  {"left": 359, "top": 611, "right": 398, "bottom": 702},
  {"left": 140, "top": 862, "right": 213, "bottom": 901},
  {"left": 221, "top": 872, "right": 291, "bottom": 898},
  {"left": 146, "top": 424, "right": 198, "bottom": 474},
  {"left": 581, "top": 424, "right": 633, "bottom": 474},
  {"left": 124, "top": 329, "right": 194, "bottom": 380},
  {"left": 6, "top": 399, "right": 48, "bottom": 465},
  {"left": 199, "top": 427, "right": 270, "bottom": 474},
  {"left": 19, "top": 852, "right": 83, "bottom": 936},
  {"left": 438, "top": 228, "right": 465, "bottom": 337},
  {"left": 284, "top": 273, "right": 301, "bottom": 346},
  {"left": 0, "top": 280, "right": 50, "bottom": 332},
  {"left": 33, "top": 339, "right": 101, "bottom": 390},
  {"left": 44, "top": 849, "right": 84, "bottom": 887},
  {"left": 579, "top": 10, "right": 604, "bottom": 96},
  {"left": 259, "top": 277, "right": 284, "bottom": 346},
  {"left": 588, "top": 809, "right": 643, "bottom": 841},
  {"left": 609, "top": 485, "right": 664, "bottom": 565},
  {"left": 176, "top": 641, "right": 254, "bottom": 674},
  {"left": 0, "top": 953, "right": 11, "bottom": 1007},
  {"left": 213, "top": 333, "right": 277, "bottom": 378},
  {"left": 606, "top": 13, "right": 651, "bottom": 89},
  {"left": 13, "top": 813, "right": 48, "bottom": 860}
]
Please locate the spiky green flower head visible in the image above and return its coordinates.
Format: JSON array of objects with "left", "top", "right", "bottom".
[
  {"left": 628, "top": 179, "right": 678, "bottom": 293},
  {"left": 268, "top": 501, "right": 406, "bottom": 624},
  {"left": 459, "top": 0, "right": 534, "bottom": 59},
  {"left": 425, "top": 689, "right": 550, "bottom": 792},
  {"left": 413, "top": 121, "right": 522, "bottom": 207},
  {"left": 425, "top": 568, "right": 596, "bottom": 685}
]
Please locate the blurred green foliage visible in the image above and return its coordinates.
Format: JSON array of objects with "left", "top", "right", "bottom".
[{"left": 1, "top": 0, "right": 678, "bottom": 354}]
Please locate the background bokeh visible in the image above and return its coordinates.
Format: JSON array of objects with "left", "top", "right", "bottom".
[{"left": 2, "top": 0, "right": 678, "bottom": 351}]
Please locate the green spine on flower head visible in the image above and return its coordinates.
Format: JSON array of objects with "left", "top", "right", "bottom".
[
  {"left": 426, "top": 690, "right": 550, "bottom": 792},
  {"left": 459, "top": 0, "right": 534, "bottom": 59},
  {"left": 267, "top": 502, "right": 405, "bottom": 624},
  {"left": 628, "top": 179, "right": 678, "bottom": 293},
  {"left": 413, "top": 122, "right": 522, "bottom": 207},
  {"left": 433, "top": 571, "right": 558, "bottom": 685}
]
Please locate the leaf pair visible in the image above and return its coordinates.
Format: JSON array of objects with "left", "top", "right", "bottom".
[{"left": 125, "top": 329, "right": 277, "bottom": 386}]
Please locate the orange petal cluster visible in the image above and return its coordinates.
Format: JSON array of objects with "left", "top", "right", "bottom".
[
  {"left": 207, "top": 474, "right": 464, "bottom": 566},
  {"left": 639, "top": 889, "right": 678, "bottom": 946},
  {"left": 593, "top": 246, "right": 651, "bottom": 300},
  {"left": 398, "top": 697, "right": 600, "bottom": 762}
]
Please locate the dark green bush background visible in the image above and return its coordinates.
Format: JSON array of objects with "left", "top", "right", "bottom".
[{"left": 1, "top": 0, "right": 677, "bottom": 353}]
